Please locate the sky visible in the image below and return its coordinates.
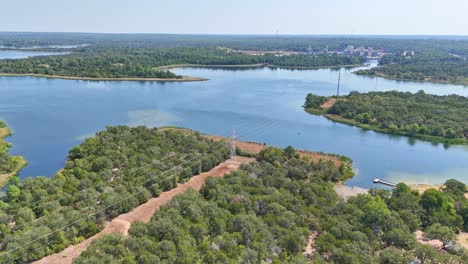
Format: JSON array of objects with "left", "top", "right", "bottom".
[{"left": 1, "top": 0, "right": 467, "bottom": 35}]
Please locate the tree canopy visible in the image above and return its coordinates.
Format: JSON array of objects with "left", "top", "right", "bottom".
[
  {"left": 0, "top": 47, "right": 364, "bottom": 79},
  {"left": 356, "top": 51, "right": 468, "bottom": 85},
  {"left": 76, "top": 148, "right": 467, "bottom": 263},
  {"left": 304, "top": 91, "right": 468, "bottom": 144},
  {"left": 0, "top": 126, "right": 230, "bottom": 263}
]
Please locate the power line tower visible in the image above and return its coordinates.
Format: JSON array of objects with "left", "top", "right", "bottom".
[
  {"left": 336, "top": 70, "right": 341, "bottom": 98},
  {"left": 229, "top": 128, "right": 237, "bottom": 163}
]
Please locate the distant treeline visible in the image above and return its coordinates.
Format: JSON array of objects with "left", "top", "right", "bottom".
[
  {"left": 1, "top": 32, "right": 468, "bottom": 54},
  {"left": 356, "top": 52, "right": 468, "bottom": 85},
  {"left": 304, "top": 91, "right": 468, "bottom": 144},
  {"left": 0, "top": 47, "right": 364, "bottom": 79},
  {"left": 76, "top": 146, "right": 467, "bottom": 263},
  {"left": 3, "top": 33, "right": 468, "bottom": 81},
  {"left": 0, "top": 126, "right": 230, "bottom": 263}
]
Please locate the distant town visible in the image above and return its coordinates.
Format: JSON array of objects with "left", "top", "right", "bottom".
[{"left": 228, "top": 45, "right": 387, "bottom": 59}]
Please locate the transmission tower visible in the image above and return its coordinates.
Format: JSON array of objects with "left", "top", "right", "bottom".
[
  {"left": 229, "top": 128, "right": 237, "bottom": 163},
  {"left": 336, "top": 70, "right": 341, "bottom": 98}
]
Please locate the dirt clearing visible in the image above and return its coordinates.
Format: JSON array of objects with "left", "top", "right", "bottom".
[
  {"left": 33, "top": 157, "right": 255, "bottom": 264},
  {"left": 206, "top": 134, "right": 342, "bottom": 167},
  {"left": 321, "top": 98, "right": 337, "bottom": 109}
]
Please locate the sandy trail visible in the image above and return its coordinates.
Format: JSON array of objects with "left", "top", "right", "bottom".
[
  {"left": 0, "top": 127, "right": 10, "bottom": 138},
  {"left": 205, "top": 134, "right": 342, "bottom": 167},
  {"left": 334, "top": 183, "right": 368, "bottom": 200},
  {"left": 158, "top": 127, "right": 342, "bottom": 167},
  {"left": 457, "top": 232, "right": 468, "bottom": 250},
  {"left": 414, "top": 230, "right": 444, "bottom": 249},
  {"left": 303, "top": 231, "right": 318, "bottom": 262},
  {"left": 320, "top": 98, "right": 337, "bottom": 109},
  {"left": 411, "top": 184, "right": 468, "bottom": 199},
  {"left": 33, "top": 157, "right": 254, "bottom": 264}
]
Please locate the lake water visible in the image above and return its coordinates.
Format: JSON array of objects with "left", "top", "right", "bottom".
[
  {"left": 0, "top": 50, "right": 67, "bottom": 59},
  {"left": 0, "top": 57, "right": 467, "bottom": 188},
  {"left": 0, "top": 44, "right": 88, "bottom": 50}
]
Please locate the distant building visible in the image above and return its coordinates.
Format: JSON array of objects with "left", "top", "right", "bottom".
[{"left": 343, "top": 45, "right": 385, "bottom": 59}]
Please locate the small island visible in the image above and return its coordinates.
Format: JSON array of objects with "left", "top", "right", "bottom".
[
  {"left": 304, "top": 91, "right": 468, "bottom": 144},
  {"left": 0, "top": 120, "right": 27, "bottom": 186}
]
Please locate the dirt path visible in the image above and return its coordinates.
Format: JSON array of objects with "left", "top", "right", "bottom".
[
  {"left": 0, "top": 127, "right": 10, "bottom": 139},
  {"left": 33, "top": 157, "right": 255, "bottom": 264},
  {"left": 205, "top": 135, "right": 342, "bottom": 167},
  {"left": 334, "top": 183, "right": 368, "bottom": 200},
  {"left": 320, "top": 98, "right": 337, "bottom": 109},
  {"left": 457, "top": 232, "right": 468, "bottom": 250},
  {"left": 303, "top": 231, "right": 318, "bottom": 262},
  {"left": 159, "top": 127, "right": 342, "bottom": 167},
  {"left": 414, "top": 230, "right": 444, "bottom": 249},
  {"left": 411, "top": 184, "right": 468, "bottom": 199}
]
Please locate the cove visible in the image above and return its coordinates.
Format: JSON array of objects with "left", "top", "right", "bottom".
[
  {"left": 0, "top": 62, "right": 467, "bottom": 189},
  {"left": 0, "top": 50, "right": 68, "bottom": 59}
]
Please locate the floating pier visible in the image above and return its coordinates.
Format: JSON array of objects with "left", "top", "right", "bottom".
[{"left": 373, "top": 178, "right": 397, "bottom": 187}]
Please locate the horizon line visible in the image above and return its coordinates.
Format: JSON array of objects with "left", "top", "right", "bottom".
[{"left": 0, "top": 31, "right": 467, "bottom": 37}]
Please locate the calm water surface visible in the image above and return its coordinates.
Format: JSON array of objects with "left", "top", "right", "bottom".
[
  {"left": 0, "top": 50, "right": 67, "bottom": 59},
  {"left": 1, "top": 57, "right": 467, "bottom": 188}
]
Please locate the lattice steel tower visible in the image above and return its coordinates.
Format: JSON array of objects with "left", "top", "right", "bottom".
[{"left": 229, "top": 128, "right": 236, "bottom": 162}]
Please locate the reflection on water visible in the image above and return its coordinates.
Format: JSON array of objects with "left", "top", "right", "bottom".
[
  {"left": 0, "top": 65, "right": 467, "bottom": 189},
  {"left": 127, "top": 109, "right": 182, "bottom": 127},
  {"left": 0, "top": 50, "right": 68, "bottom": 59}
]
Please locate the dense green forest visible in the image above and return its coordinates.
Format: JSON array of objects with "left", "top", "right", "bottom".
[
  {"left": 1, "top": 32, "right": 467, "bottom": 54},
  {"left": 3, "top": 32, "right": 468, "bottom": 80},
  {"left": 356, "top": 52, "right": 468, "bottom": 85},
  {"left": 304, "top": 91, "right": 468, "bottom": 144},
  {"left": 75, "top": 147, "right": 467, "bottom": 263},
  {"left": 0, "top": 121, "right": 26, "bottom": 183},
  {"left": 0, "top": 47, "right": 364, "bottom": 79},
  {"left": 0, "top": 126, "right": 230, "bottom": 263}
]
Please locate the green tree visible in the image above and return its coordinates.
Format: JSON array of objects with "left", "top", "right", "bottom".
[
  {"left": 424, "top": 223, "right": 456, "bottom": 247},
  {"left": 6, "top": 185, "right": 21, "bottom": 201}
]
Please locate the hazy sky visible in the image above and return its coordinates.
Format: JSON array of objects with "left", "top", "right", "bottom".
[{"left": 1, "top": 0, "right": 467, "bottom": 35}]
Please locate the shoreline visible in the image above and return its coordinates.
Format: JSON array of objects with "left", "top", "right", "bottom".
[
  {"left": 304, "top": 108, "right": 468, "bottom": 145},
  {"left": 354, "top": 70, "right": 468, "bottom": 86},
  {"left": 157, "top": 63, "right": 364, "bottom": 71},
  {"left": 0, "top": 63, "right": 363, "bottom": 82},
  {"left": 32, "top": 128, "right": 352, "bottom": 263},
  {"left": 0, "top": 73, "right": 209, "bottom": 82},
  {"left": 159, "top": 126, "right": 348, "bottom": 168},
  {"left": 0, "top": 127, "right": 27, "bottom": 187}
]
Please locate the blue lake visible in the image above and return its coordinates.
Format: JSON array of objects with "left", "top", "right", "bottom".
[
  {"left": 0, "top": 50, "right": 67, "bottom": 59},
  {"left": 0, "top": 59, "right": 467, "bottom": 188}
]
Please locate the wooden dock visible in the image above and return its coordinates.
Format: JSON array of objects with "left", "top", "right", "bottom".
[{"left": 373, "top": 178, "right": 397, "bottom": 187}]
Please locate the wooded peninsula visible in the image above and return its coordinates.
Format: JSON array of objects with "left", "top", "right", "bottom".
[
  {"left": 0, "top": 127, "right": 466, "bottom": 263},
  {"left": 304, "top": 91, "right": 468, "bottom": 144},
  {"left": 0, "top": 47, "right": 364, "bottom": 80},
  {"left": 355, "top": 52, "right": 468, "bottom": 86},
  {"left": 0, "top": 121, "right": 26, "bottom": 187}
]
